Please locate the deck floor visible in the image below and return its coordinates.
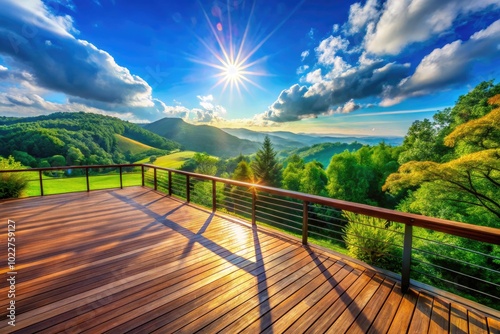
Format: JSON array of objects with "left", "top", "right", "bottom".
[{"left": 0, "top": 187, "right": 499, "bottom": 333}]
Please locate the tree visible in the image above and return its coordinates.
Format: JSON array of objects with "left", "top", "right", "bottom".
[
  {"left": 252, "top": 136, "right": 282, "bottom": 187},
  {"left": 232, "top": 160, "right": 253, "bottom": 183},
  {"left": 193, "top": 152, "right": 218, "bottom": 176},
  {"left": 300, "top": 161, "right": 328, "bottom": 196},
  {"left": 326, "top": 151, "right": 373, "bottom": 204},
  {"left": 66, "top": 146, "right": 85, "bottom": 165},
  {"left": 0, "top": 156, "right": 28, "bottom": 199},
  {"left": 149, "top": 155, "right": 157, "bottom": 164},
  {"left": 384, "top": 94, "right": 500, "bottom": 223},
  {"left": 282, "top": 154, "right": 304, "bottom": 191}
]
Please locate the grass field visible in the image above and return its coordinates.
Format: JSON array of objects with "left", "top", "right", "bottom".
[
  {"left": 135, "top": 151, "right": 197, "bottom": 169},
  {"left": 23, "top": 172, "right": 142, "bottom": 197},
  {"left": 115, "top": 134, "right": 156, "bottom": 154}
]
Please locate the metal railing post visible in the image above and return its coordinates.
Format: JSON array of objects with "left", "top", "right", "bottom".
[
  {"left": 168, "top": 171, "right": 172, "bottom": 196},
  {"left": 212, "top": 180, "right": 216, "bottom": 212},
  {"left": 252, "top": 188, "right": 256, "bottom": 225},
  {"left": 401, "top": 224, "right": 413, "bottom": 293},
  {"left": 186, "top": 175, "right": 190, "bottom": 203},
  {"left": 86, "top": 167, "right": 90, "bottom": 192},
  {"left": 119, "top": 166, "right": 123, "bottom": 189},
  {"left": 302, "top": 201, "right": 309, "bottom": 245},
  {"left": 154, "top": 168, "right": 157, "bottom": 191},
  {"left": 39, "top": 170, "right": 44, "bottom": 196},
  {"left": 141, "top": 165, "right": 145, "bottom": 186}
]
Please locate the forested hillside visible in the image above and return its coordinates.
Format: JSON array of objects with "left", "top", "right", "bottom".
[
  {"left": 0, "top": 112, "right": 180, "bottom": 167},
  {"left": 278, "top": 142, "right": 364, "bottom": 168},
  {"left": 144, "top": 118, "right": 260, "bottom": 157}
]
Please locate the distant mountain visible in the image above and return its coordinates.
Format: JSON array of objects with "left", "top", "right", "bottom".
[
  {"left": 279, "top": 142, "right": 364, "bottom": 168},
  {"left": 144, "top": 118, "right": 260, "bottom": 157},
  {"left": 221, "top": 128, "right": 305, "bottom": 150},
  {"left": 263, "top": 131, "right": 404, "bottom": 147}
]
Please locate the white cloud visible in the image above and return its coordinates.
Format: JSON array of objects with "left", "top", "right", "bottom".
[
  {"left": 305, "top": 69, "right": 323, "bottom": 84},
  {"left": 315, "top": 35, "right": 350, "bottom": 66},
  {"left": 365, "top": 0, "right": 500, "bottom": 55},
  {"left": 261, "top": 61, "right": 411, "bottom": 122},
  {"left": 382, "top": 19, "right": 500, "bottom": 105},
  {"left": 0, "top": 0, "right": 165, "bottom": 120},
  {"left": 300, "top": 50, "right": 310, "bottom": 61},
  {"left": 346, "top": 0, "right": 380, "bottom": 34},
  {"left": 296, "top": 65, "right": 309, "bottom": 75}
]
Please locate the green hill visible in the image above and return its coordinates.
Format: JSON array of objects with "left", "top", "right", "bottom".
[
  {"left": 135, "top": 151, "right": 198, "bottom": 169},
  {"left": 144, "top": 118, "right": 260, "bottom": 157},
  {"left": 0, "top": 112, "right": 180, "bottom": 166},
  {"left": 115, "top": 134, "right": 156, "bottom": 154},
  {"left": 279, "top": 142, "right": 364, "bottom": 167}
]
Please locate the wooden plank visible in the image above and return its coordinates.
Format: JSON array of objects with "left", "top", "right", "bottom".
[
  {"left": 428, "top": 296, "right": 450, "bottom": 333},
  {"left": 304, "top": 270, "right": 375, "bottom": 334},
  {"left": 488, "top": 316, "right": 500, "bottom": 334},
  {"left": 266, "top": 263, "right": 353, "bottom": 333},
  {"left": 367, "top": 284, "right": 404, "bottom": 333},
  {"left": 386, "top": 288, "right": 419, "bottom": 334},
  {"left": 450, "top": 303, "right": 468, "bottom": 334},
  {"left": 325, "top": 274, "right": 384, "bottom": 333},
  {"left": 346, "top": 277, "right": 396, "bottom": 334},
  {"left": 469, "top": 310, "right": 489, "bottom": 334},
  {"left": 407, "top": 292, "right": 434, "bottom": 333}
]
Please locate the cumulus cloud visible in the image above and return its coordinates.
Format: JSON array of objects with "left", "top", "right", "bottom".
[
  {"left": 346, "top": 0, "right": 380, "bottom": 34},
  {"left": 262, "top": 61, "right": 411, "bottom": 122},
  {"left": 191, "top": 94, "right": 227, "bottom": 122},
  {"left": 382, "top": 19, "right": 500, "bottom": 105},
  {"left": 335, "top": 99, "right": 361, "bottom": 113},
  {"left": 365, "top": 0, "right": 500, "bottom": 55},
  {"left": 0, "top": 0, "right": 164, "bottom": 120},
  {"left": 315, "top": 35, "right": 350, "bottom": 66}
]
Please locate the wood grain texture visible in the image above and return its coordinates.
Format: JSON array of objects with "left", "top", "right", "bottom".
[{"left": 0, "top": 187, "right": 498, "bottom": 333}]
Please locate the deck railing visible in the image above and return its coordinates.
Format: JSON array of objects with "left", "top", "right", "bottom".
[{"left": 2, "top": 163, "right": 500, "bottom": 311}]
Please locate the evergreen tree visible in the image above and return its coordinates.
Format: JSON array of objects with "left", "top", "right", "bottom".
[
  {"left": 251, "top": 136, "right": 282, "bottom": 187},
  {"left": 232, "top": 160, "right": 253, "bottom": 182}
]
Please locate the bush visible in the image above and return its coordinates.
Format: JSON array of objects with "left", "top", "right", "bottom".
[
  {"left": 0, "top": 156, "right": 28, "bottom": 199},
  {"left": 342, "top": 211, "right": 402, "bottom": 271}
]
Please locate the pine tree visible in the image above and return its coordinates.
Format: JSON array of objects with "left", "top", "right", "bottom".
[{"left": 251, "top": 136, "right": 282, "bottom": 187}]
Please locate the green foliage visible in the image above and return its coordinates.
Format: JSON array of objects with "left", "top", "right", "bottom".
[
  {"left": 0, "top": 112, "right": 180, "bottom": 167},
  {"left": 279, "top": 142, "right": 363, "bottom": 168},
  {"left": 232, "top": 160, "right": 253, "bottom": 182},
  {"left": 149, "top": 155, "right": 157, "bottom": 163},
  {"left": 342, "top": 211, "right": 401, "bottom": 271},
  {"left": 0, "top": 156, "right": 28, "bottom": 199},
  {"left": 300, "top": 161, "right": 328, "bottom": 196},
  {"left": 12, "top": 150, "right": 37, "bottom": 167},
  {"left": 49, "top": 155, "right": 66, "bottom": 167},
  {"left": 252, "top": 136, "right": 282, "bottom": 187}
]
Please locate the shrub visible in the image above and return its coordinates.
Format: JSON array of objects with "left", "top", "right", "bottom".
[
  {"left": 342, "top": 211, "right": 402, "bottom": 271},
  {"left": 0, "top": 156, "right": 28, "bottom": 199}
]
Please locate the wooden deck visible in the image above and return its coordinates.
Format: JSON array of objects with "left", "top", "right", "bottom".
[{"left": 0, "top": 187, "right": 499, "bottom": 333}]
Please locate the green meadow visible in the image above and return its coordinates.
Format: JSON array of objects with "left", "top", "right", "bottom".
[{"left": 23, "top": 172, "right": 142, "bottom": 197}]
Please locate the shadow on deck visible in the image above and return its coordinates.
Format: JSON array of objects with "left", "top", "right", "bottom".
[{"left": 0, "top": 187, "right": 499, "bottom": 333}]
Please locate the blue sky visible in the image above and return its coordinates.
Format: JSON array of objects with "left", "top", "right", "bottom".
[{"left": 0, "top": 0, "right": 499, "bottom": 136}]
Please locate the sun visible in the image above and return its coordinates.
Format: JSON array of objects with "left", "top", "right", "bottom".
[{"left": 224, "top": 63, "right": 242, "bottom": 82}]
